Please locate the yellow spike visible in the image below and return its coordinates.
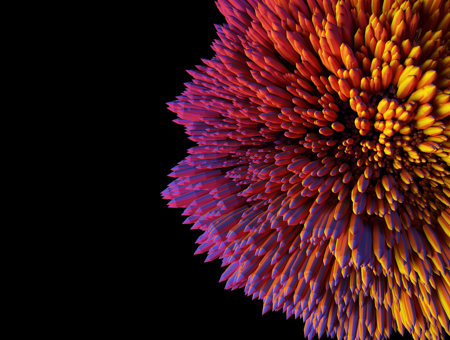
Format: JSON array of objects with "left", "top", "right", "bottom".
[
  {"left": 436, "top": 277, "right": 450, "bottom": 320},
  {"left": 391, "top": 9, "right": 404, "bottom": 36},
  {"left": 435, "top": 297, "right": 450, "bottom": 333},
  {"left": 432, "top": 163, "right": 445, "bottom": 172},
  {"left": 377, "top": 98, "right": 390, "bottom": 113},
  {"left": 407, "top": 45, "right": 421, "bottom": 60},
  {"left": 436, "top": 193, "right": 450, "bottom": 207},
  {"left": 374, "top": 40, "right": 385, "bottom": 60},
  {"left": 416, "top": 70, "right": 437, "bottom": 89},
  {"left": 444, "top": 189, "right": 450, "bottom": 198},
  {"left": 430, "top": 45, "right": 444, "bottom": 60},
  {"left": 437, "top": 12, "right": 450, "bottom": 31},
  {"left": 414, "top": 103, "right": 433, "bottom": 120},
  {"left": 383, "top": 109, "right": 395, "bottom": 120},
  {"left": 409, "top": 84, "right": 437, "bottom": 103},
  {"left": 397, "top": 75, "right": 418, "bottom": 98},
  {"left": 435, "top": 102, "right": 450, "bottom": 119},
  {"left": 442, "top": 210, "right": 450, "bottom": 224},
  {"left": 399, "top": 125, "right": 411, "bottom": 135},
  {"left": 420, "top": 30, "right": 433, "bottom": 46},
  {"left": 434, "top": 92, "right": 450, "bottom": 105},
  {"left": 417, "top": 292, "right": 432, "bottom": 322},
  {"left": 423, "top": 126, "right": 444, "bottom": 136},
  {"left": 398, "top": 65, "right": 421, "bottom": 85},
  {"left": 421, "top": 58, "right": 437, "bottom": 71},
  {"left": 417, "top": 142, "right": 439, "bottom": 153},
  {"left": 423, "top": 224, "right": 442, "bottom": 253},
  {"left": 444, "top": 127, "right": 450, "bottom": 137},
  {"left": 415, "top": 115, "right": 436, "bottom": 129},
  {"left": 340, "top": 43, "right": 358, "bottom": 70},
  {"left": 427, "top": 135, "right": 447, "bottom": 143},
  {"left": 430, "top": 250, "right": 445, "bottom": 275},
  {"left": 408, "top": 150, "right": 420, "bottom": 159},
  {"left": 412, "top": 256, "right": 427, "bottom": 283},
  {"left": 401, "top": 39, "right": 412, "bottom": 57},
  {"left": 400, "top": 169, "right": 413, "bottom": 184},
  {"left": 427, "top": 293, "right": 439, "bottom": 320},
  {"left": 381, "top": 64, "right": 393, "bottom": 89},
  {"left": 349, "top": 68, "right": 362, "bottom": 88},
  {"left": 400, "top": 290, "right": 414, "bottom": 330},
  {"left": 393, "top": 64, "right": 404, "bottom": 85}
]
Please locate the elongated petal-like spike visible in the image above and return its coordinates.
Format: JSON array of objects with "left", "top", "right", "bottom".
[
  {"left": 164, "top": 1, "right": 450, "bottom": 339},
  {"left": 423, "top": 225, "right": 443, "bottom": 254}
]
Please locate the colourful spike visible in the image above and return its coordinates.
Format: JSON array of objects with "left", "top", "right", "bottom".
[{"left": 163, "top": 1, "right": 450, "bottom": 339}]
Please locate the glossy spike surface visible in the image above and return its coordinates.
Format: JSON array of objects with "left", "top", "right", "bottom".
[{"left": 163, "top": 0, "right": 450, "bottom": 339}]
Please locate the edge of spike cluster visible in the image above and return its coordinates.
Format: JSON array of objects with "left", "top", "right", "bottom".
[{"left": 163, "top": 0, "right": 450, "bottom": 339}]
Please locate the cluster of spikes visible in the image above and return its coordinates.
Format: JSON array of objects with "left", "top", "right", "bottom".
[{"left": 162, "top": 0, "right": 450, "bottom": 339}]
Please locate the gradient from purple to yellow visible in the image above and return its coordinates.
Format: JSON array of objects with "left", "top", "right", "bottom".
[{"left": 163, "top": 1, "right": 450, "bottom": 339}]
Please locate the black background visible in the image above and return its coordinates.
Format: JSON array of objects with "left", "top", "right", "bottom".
[{"left": 156, "top": 2, "right": 421, "bottom": 339}]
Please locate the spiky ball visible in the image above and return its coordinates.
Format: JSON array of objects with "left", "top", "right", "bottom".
[{"left": 162, "top": 0, "right": 450, "bottom": 339}]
